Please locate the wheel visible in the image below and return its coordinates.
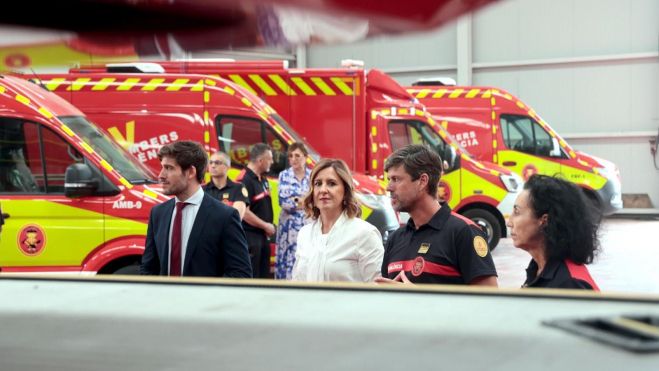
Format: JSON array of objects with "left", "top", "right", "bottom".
[
  {"left": 113, "top": 263, "right": 140, "bottom": 275},
  {"left": 462, "top": 209, "right": 501, "bottom": 250}
]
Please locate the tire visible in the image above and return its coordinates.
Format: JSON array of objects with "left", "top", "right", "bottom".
[
  {"left": 113, "top": 263, "right": 141, "bottom": 275},
  {"left": 462, "top": 209, "right": 501, "bottom": 250}
]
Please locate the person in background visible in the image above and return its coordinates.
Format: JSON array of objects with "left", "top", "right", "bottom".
[
  {"left": 292, "top": 158, "right": 383, "bottom": 282},
  {"left": 275, "top": 143, "right": 311, "bottom": 279},
  {"left": 376, "top": 144, "right": 498, "bottom": 286},
  {"left": 204, "top": 152, "right": 249, "bottom": 220},
  {"left": 141, "top": 141, "right": 252, "bottom": 277},
  {"left": 507, "top": 174, "right": 601, "bottom": 290},
  {"left": 240, "top": 143, "right": 275, "bottom": 278}
]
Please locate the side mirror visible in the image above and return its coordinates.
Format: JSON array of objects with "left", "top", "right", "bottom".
[
  {"left": 65, "top": 163, "right": 99, "bottom": 198},
  {"left": 550, "top": 138, "right": 562, "bottom": 157}
]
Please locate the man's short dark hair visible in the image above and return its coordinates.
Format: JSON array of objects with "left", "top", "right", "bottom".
[
  {"left": 384, "top": 144, "right": 442, "bottom": 196},
  {"left": 250, "top": 143, "right": 272, "bottom": 162},
  {"left": 158, "top": 141, "right": 207, "bottom": 183}
]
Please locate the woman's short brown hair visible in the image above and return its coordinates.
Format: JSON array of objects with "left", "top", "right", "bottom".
[
  {"left": 303, "top": 158, "right": 361, "bottom": 220},
  {"left": 288, "top": 142, "right": 308, "bottom": 156}
]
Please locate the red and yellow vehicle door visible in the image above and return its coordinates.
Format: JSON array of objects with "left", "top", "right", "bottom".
[{"left": 0, "top": 118, "right": 105, "bottom": 272}]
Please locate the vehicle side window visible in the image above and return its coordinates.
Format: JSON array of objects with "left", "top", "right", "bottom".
[
  {"left": 388, "top": 120, "right": 459, "bottom": 173},
  {"left": 40, "top": 126, "right": 83, "bottom": 193},
  {"left": 216, "top": 115, "right": 288, "bottom": 175},
  {"left": 0, "top": 118, "right": 43, "bottom": 193},
  {"left": 501, "top": 114, "right": 564, "bottom": 158}
]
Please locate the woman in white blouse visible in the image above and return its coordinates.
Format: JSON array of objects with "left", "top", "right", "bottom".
[{"left": 292, "top": 159, "right": 384, "bottom": 282}]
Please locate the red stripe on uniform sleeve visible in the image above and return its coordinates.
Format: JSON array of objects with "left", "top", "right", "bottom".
[
  {"left": 564, "top": 260, "right": 600, "bottom": 291},
  {"left": 387, "top": 259, "right": 461, "bottom": 277},
  {"left": 451, "top": 212, "right": 478, "bottom": 227}
]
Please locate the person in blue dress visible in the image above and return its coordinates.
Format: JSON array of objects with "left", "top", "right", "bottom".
[{"left": 276, "top": 143, "right": 312, "bottom": 279}]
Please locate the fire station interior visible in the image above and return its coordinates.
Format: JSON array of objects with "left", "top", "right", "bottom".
[{"left": 0, "top": 0, "right": 658, "bottom": 369}]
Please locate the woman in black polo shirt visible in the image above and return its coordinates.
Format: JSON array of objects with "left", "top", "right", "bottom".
[{"left": 506, "top": 174, "right": 601, "bottom": 290}]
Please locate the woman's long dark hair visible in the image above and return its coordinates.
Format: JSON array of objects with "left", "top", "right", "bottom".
[{"left": 525, "top": 175, "right": 601, "bottom": 264}]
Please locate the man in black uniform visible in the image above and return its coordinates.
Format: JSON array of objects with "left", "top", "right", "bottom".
[
  {"left": 239, "top": 143, "right": 275, "bottom": 278},
  {"left": 375, "top": 144, "right": 498, "bottom": 286},
  {"left": 204, "top": 152, "right": 249, "bottom": 220}
]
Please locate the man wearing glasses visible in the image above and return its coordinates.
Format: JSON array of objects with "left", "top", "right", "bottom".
[{"left": 204, "top": 152, "right": 249, "bottom": 220}]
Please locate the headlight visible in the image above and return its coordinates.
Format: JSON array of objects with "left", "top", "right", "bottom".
[{"left": 500, "top": 173, "right": 523, "bottom": 192}]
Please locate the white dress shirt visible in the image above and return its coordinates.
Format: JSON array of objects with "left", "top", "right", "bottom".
[
  {"left": 292, "top": 212, "right": 384, "bottom": 282},
  {"left": 168, "top": 186, "right": 204, "bottom": 274}
]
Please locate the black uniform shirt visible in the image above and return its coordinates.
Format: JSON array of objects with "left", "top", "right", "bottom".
[
  {"left": 238, "top": 168, "right": 273, "bottom": 234},
  {"left": 381, "top": 205, "right": 497, "bottom": 284},
  {"left": 523, "top": 259, "right": 599, "bottom": 291},
  {"left": 203, "top": 178, "right": 249, "bottom": 207}
]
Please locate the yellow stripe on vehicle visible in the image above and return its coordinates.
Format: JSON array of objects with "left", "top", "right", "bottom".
[
  {"left": 204, "top": 91, "right": 210, "bottom": 103},
  {"left": 69, "top": 78, "right": 91, "bottom": 91},
  {"left": 80, "top": 142, "right": 94, "bottom": 154},
  {"left": 491, "top": 97, "right": 496, "bottom": 106},
  {"left": 117, "top": 78, "right": 140, "bottom": 91},
  {"left": 291, "top": 77, "right": 316, "bottom": 95},
  {"left": 204, "top": 110, "right": 209, "bottom": 123},
  {"left": 205, "top": 79, "right": 217, "bottom": 86},
  {"left": 331, "top": 77, "right": 353, "bottom": 95},
  {"left": 166, "top": 79, "right": 190, "bottom": 91},
  {"left": 223, "top": 86, "right": 235, "bottom": 95},
  {"left": 466, "top": 89, "right": 480, "bottom": 98},
  {"left": 258, "top": 111, "right": 268, "bottom": 121},
  {"left": 482, "top": 90, "right": 492, "bottom": 99},
  {"left": 190, "top": 80, "right": 204, "bottom": 91},
  {"left": 0, "top": 86, "right": 5, "bottom": 94},
  {"left": 119, "top": 177, "right": 133, "bottom": 189},
  {"left": 204, "top": 131, "right": 210, "bottom": 143},
  {"left": 240, "top": 97, "right": 253, "bottom": 107},
  {"left": 449, "top": 89, "right": 463, "bottom": 98},
  {"left": 268, "top": 75, "right": 297, "bottom": 96},
  {"left": 45, "top": 78, "right": 66, "bottom": 91},
  {"left": 399, "top": 108, "right": 409, "bottom": 115},
  {"left": 311, "top": 77, "right": 336, "bottom": 96},
  {"left": 100, "top": 160, "right": 114, "bottom": 172},
  {"left": 371, "top": 126, "right": 377, "bottom": 136},
  {"left": 92, "top": 77, "right": 116, "bottom": 91},
  {"left": 60, "top": 124, "right": 75, "bottom": 137},
  {"left": 141, "top": 78, "right": 165, "bottom": 91},
  {"left": 371, "top": 111, "right": 377, "bottom": 119},
  {"left": 516, "top": 101, "right": 526, "bottom": 109},
  {"left": 372, "top": 160, "right": 378, "bottom": 170},
  {"left": 491, "top": 111, "right": 496, "bottom": 120},
  {"left": 143, "top": 188, "right": 158, "bottom": 199},
  {"left": 228, "top": 75, "right": 256, "bottom": 94},
  {"left": 415, "top": 89, "right": 431, "bottom": 99},
  {"left": 360, "top": 205, "right": 373, "bottom": 221},
  {"left": 249, "top": 75, "right": 277, "bottom": 96},
  {"left": 372, "top": 143, "right": 377, "bottom": 153},
  {"left": 432, "top": 89, "right": 447, "bottom": 98},
  {"left": 38, "top": 107, "right": 53, "bottom": 119},
  {"left": 493, "top": 140, "right": 498, "bottom": 149},
  {"left": 15, "top": 94, "right": 30, "bottom": 105}
]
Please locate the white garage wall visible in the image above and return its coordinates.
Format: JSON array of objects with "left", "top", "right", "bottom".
[{"left": 306, "top": 0, "right": 659, "bottom": 206}]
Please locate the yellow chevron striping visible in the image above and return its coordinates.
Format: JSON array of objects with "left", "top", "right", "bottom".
[
  {"left": 449, "top": 89, "right": 463, "bottom": 98},
  {"left": 141, "top": 78, "right": 165, "bottom": 91},
  {"left": 249, "top": 75, "right": 277, "bottom": 96},
  {"left": 204, "top": 110, "right": 209, "bottom": 123},
  {"left": 143, "top": 189, "right": 158, "bottom": 199},
  {"left": 204, "top": 91, "right": 210, "bottom": 103},
  {"left": 190, "top": 80, "right": 204, "bottom": 91},
  {"left": 465, "top": 89, "right": 480, "bottom": 98},
  {"left": 80, "top": 142, "right": 94, "bottom": 153},
  {"left": 241, "top": 97, "right": 253, "bottom": 107},
  {"left": 228, "top": 75, "right": 256, "bottom": 94},
  {"left": 117, "top": 78, "right": 140, "bottom": 91},
  {"left": 100, "top": 160, "right": 114, "bottom": 172},
  {"left": 311, "top": 77, "right": 336, "bottom": 95},
  {"left": 204, "top": 131, "right": 210, "bottom": 143},
  {"left": 92, "top": 77, "right": 116, "bottom": 91},
  {"left": 482, "top": 90, "right": 492, "bottom": 98},
  {"left": 204, "top": 79, "right": 217, "bottom": 86},
  {"left": 291, "top": 77, "right": 316, "bottom": 95},
  {"left": 432, "top": 89, "right": 447, "bottom": 98},
  {"left": 415, "top": 89, "right": 431, "bottom": 98},
  {"left": 223, "top": 86, "right": 235, "bottom": 95},
  {"left": 268, "top": 75, "right": 296, "bottom": 96},
  {"left": 119, "top": 177, "right": 133, "bottom": 189},
  {"left": 69, "top": 78, "right": 91, "bottom": 91},
  {"left": 516, "top": 101, "right": 526, "bottom": 109},
  {"left": 45, "top": 78, "right": 66, "bottom": 91},
  {"left": 165, "top": 79, "right": 190, "bottom": 91},
  {"left": 330, "top": 77, "right": 353, "bottom": 95}
]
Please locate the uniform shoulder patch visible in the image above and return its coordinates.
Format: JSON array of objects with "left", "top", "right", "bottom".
[
  {"left": 241, "top": 187, "right": 248, "bottom": 197},
  {"left": 473, "top": 236, "right": 489, "bottom": 257}
]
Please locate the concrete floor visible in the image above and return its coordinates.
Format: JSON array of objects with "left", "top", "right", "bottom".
[{"left": 492, "top": 218, "right": 659, "bottom": 294}]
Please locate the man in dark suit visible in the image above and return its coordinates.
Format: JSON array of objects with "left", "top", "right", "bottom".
[{"left": 140, "top": 141, "right": 252, "bottom": 278}]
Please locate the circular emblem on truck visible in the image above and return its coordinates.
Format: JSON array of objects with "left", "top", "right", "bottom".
[
  {"left": 17, "top": 224, "right": 47, "bottom": 256},
  {"left": 438, "top": 181, "right": 451, "bottom": 203},
  {"left": 522, "top": 164, "right": 538, "bottom": 181}
]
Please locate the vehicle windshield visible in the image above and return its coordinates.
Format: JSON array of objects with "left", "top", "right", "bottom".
[
  {"left": 270, "top": 113, "right": 321, "bottom": 162},
  {"left": 59, "top": 116, "right": 156, "bottom": 183}
]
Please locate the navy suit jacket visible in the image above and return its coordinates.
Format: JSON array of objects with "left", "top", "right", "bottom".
[{"left": 140, "top": 193, "right": 252, "bottom": 277}]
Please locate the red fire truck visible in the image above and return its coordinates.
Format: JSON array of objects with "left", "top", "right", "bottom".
[
  {"left": 0, "top": 74, "right": 169, "bottom": 274},
  {"left": 407, "top": 83, "right": 623, "bottom": 214},
  {"left": 33, "top": 71, "right": 399, "bottom": 242},
  {"left": 70, "top": 61, "right": 523, "bottom": 248}
]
